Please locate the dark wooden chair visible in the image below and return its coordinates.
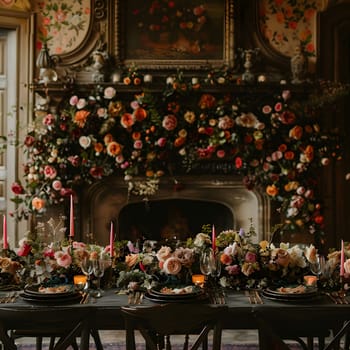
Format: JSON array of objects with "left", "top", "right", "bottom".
[
  {"left": 121, "top": 303, "right": 227, "bottom": 350},
  {"left": 254, "top": 310, "right": 330, "bottom": 350},
  {"left": 0, "top": 307, "right": 98, "bottom": 350}
]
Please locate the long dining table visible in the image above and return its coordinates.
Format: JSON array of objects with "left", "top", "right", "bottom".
[{"left": 0, "top": 288, "right": 349, "bottom": 350}]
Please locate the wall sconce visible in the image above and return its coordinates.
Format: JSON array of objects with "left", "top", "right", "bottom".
[{"left": 36, "top": 43, "right": 58, "bottom": 84}]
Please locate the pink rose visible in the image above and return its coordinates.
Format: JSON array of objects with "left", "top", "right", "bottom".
[
  {"left": 97, "top": 107, "right": 107, "bottom": 118},
  {"left": 54, "top": 251, "right": 72, "bottom": 268},
  {"left": 72, "top": 241, "right": 86, "bottom": 250},
  {"left": 225, "top": 264, "right": 240, "bottom": 275},
  {"left": 69, "top": 95, "right": 79, "bottom": 106},
  {"left": 43, "top": 113, "right": 55, "bottom": 126},
  {"left": 133, "top": 140, "right": 143, "bottom": 149},
  {"left": 24, "top": 135, "right": 35, "bottom": 147},
  {"left": 262, "top": 105, "right": 272, "bottom": 114},
  {"left": 52, "top": 180, "right": 62, "bottom": 191},
  {"left": 130, "top": 100, "right": 139, "bottom": 110},
  {"left": 68, "top": 155, "right": 80, "bottom": 167},
  {"left": 103, "top": 87, "right": 116, "bottom": 99},
  {"left": 162, "top": 115, "right": 177, "bottom": 131},
  {"left": 245, "top": 251, "right": 257, "bottom": 263},
  {"left": 157, "top": 137, "right": 167, "bottom": 147},
  {"left": 216, "top": 150, "right": 226, "bottom": 158},
  {"left": 44, "top": 165, "right": 57, "bottom": 179},
  {"left": 218, "top": 116, "right": 234, "bottom": 130}
]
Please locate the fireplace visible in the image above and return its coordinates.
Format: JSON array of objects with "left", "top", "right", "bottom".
[{"left": 80, "top": 175, "right": 271, "bottom": 246}]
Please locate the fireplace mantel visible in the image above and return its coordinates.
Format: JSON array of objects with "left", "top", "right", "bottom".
[{"left": 80, "top": 175, "right": 270, "bottom": 246}]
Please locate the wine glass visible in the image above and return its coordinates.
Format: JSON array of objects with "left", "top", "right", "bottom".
[
  {"left": 92, "top": 259, "right": 105, "bottom": 298},
  {"left": 81, "top": 257, "right": 94, "bottom": 292},
  {"left": 200, "top": 248, "right": 216, "bottom": 283},
  {"left": 310, "top": 255, "right": 326, "bottom": 280}
]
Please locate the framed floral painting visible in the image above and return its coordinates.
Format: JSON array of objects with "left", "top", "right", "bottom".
[{"left": 114, "top": 0, "right": 235, "bottom": 70}]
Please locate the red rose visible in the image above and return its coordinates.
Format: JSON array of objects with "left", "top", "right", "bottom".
[
  {"left": 11, "top": 182, "right": 24, "bottom": 195},
  {"left": 17, "top": 243, "right": 32, "bottom": 257}
]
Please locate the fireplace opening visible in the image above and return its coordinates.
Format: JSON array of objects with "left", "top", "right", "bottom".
[
  {"left": 80, "top": 175, "right": 270, "bottom": 246},
  {"left": 118, "top": 199, "right": 234, "bottom": 242}
]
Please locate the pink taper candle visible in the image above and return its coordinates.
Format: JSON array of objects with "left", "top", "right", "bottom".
[
  {"left": 340, "top": 239, "right": 345, "bottom": 277},
  {"left": 212, "top": 224, "right": 216, "bottom": 252},
  {"left": 2, "top": 215, "right": 8, "bottom": 249},
  {"left": 69, "top": 194, "right": 74, "bottom": 238},
  {"left": 109, "top": 221, "right": 114, "bottom": 257}
]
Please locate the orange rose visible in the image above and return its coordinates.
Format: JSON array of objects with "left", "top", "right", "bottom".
[
  {"left": 133, "top": 107, "right": 147, "bottom": 122},
  {"left": 220, "top": 253, "right": 233, "bottom": 265},
  {"left": 73, "top": 110, "right": 90, "bottom": 128},
  {"left": 145, "top": 170, "right": 154, "bottom": 177},
  {"left": 132, "top": 132, "right": 141, "bottom": 140},
  {"left": 123, "top": 77, "right": 131, "bottom": 85},
  {"left": 266, "top": 184, "right": 279, "bottom": 197},
  {"left": 174, "top": 137, "right": 185, "bottom": 147},
  {"left": 107, "top": 141, "right": 122, "bottom": 156},
  {"left": 120, "top": 113, "right": 135, "bottom": 128},
  {"left": 289, "top": 125, "right": 303, "bottom": 140},
  {"left": 94, "top": 142, "right": 104, "bottom": 153},
  {"left": 133, "top": 77, "right": 141, "bottom": 85},
  {"left": 32, "top": 197, "right": 45, "bottom": 210},
  {"left": 303, "top": 145, "right": 314, "bottom": 162}
]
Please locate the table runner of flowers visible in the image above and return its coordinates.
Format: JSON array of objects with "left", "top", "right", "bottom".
[
  {"left": 1, "top": 224, "right": 347, "bottom": 292},
  {"left": 7, "top": 78, "right": 348, "bottom": 246}
]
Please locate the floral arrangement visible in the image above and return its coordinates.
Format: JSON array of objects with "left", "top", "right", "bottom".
[
  {"left": 8, "top": 77, "right": 348, "bottom": 245},
  {"left": 0, "top": 223, "right": 348, "bottom": 292},
  {"left": 116, "top": 228, "right": 344, "bottom": 291},
  {"left": 10, "top": 227, "right": 113, "bottom": 287}
]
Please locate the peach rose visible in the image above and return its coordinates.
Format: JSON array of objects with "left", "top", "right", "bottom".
[
  {"left": 156, "top": 246, "right": 172, "bottom": 262},
  {"left": 32, "top": 197, "right": 45, "bottom": 211},
  {"left": 163, "top": 257, "right": 182, "bottom": 275},
  {"left": 125, "top": 254, "right": 139, "bottom": 268}
]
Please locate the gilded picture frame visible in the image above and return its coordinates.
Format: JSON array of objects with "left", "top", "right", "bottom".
[{"left": 113, "top": 0, "right": 235, "bottom": 70}]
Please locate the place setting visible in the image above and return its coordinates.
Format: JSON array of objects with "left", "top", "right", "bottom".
[{"left": 19, "top": 284, "right": 82, "bottom": 304}]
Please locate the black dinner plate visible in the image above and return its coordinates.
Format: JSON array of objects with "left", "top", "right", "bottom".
[
  {"left": 262, "top": 286, "right": 318, "bottom": 302},
  {"left": 149, "top": 285, "right": 203, "bottom": 299},
  {"left": 24, "top": 284, "right": 75, "bottom": 299},
  {"left": 144, "top": 291, "right": 208, "bottom": 304},
  {"left": 20, "top": 292, "right": 82, "bottom": 304},
  {"left": 265, "top": 285, "right": 317, "bottom": 298}
]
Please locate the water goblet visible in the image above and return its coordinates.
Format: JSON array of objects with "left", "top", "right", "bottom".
[
  {"left": 310, "top": 255, "right": 326, "bottom": 280},
  {"left": 200, "top": 248, "right": 216, "bottom": 284},
  {"left": 81, "top": 257, "right": 94, "bottom": 292},
  {"left": 91, "top": 259, "right": 105, "bottom": 298}
]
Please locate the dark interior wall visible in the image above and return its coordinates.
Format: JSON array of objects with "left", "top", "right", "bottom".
[{"left": 318, "top": 3, "right": 350, "bottom": 250}]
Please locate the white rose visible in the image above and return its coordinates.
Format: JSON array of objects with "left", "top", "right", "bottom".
[{"left": 79, "top": 136, "right": 91, "bottom": 149}]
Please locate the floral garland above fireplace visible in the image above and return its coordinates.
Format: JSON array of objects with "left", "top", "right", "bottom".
[{"left": 10, "top": 79, "right": 348, "bottom": 245}]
